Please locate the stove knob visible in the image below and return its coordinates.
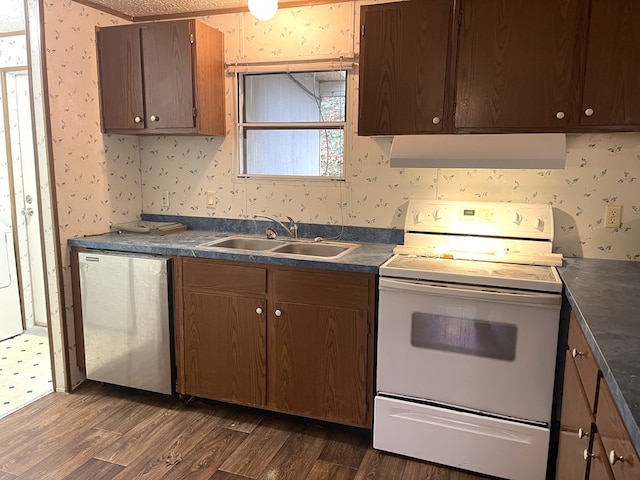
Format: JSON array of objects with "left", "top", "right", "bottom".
[
  {"left": 533, "top": 217, "right": 544, "bottom": 230},
  {"left": 414, "top": 212, "right": 425, "bottom": 224},
  {"left": 511, "top": 212, "right": 522, "bottom": 225},
  {"left": 433, "top": 208, "right": 442, "bottom": 221}
]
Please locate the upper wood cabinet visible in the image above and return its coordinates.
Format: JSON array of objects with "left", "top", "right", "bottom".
[
  {"left": 358, "top": 0, "right": 640, "bottom": 135},
  {"left": 96, "top": 20, "right": 225, "bottom": 136},
  {"left": 455, "top": 0, "right": 585, "bottom": 132},
  {"left": 358, "top": 0, "right": 455, "bottom": 135},
  {"left": 579, "top": 0, "right": 640, "bottom": 130}
]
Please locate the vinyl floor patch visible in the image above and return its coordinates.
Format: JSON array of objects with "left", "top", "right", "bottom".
[{"left": 0, "top": 333, "right": 53, "bottom": 419}]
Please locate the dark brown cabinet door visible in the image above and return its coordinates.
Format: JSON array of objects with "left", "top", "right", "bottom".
[
  {"left": 96, "top": 20, "right": 225, "bottom": 135},
  {"left": 580, "top": 0, "right": 640, "bottom": 129},
  {"left": 140, "top": 21, "right": 196, "bottom": 132},
  {"left": 183, "top": 291, "right": 266, "bottom": 406},
  {"left": 270, "top": 302, "right": 370, "bottom": 427},
  {"left": 97, "top": 25, "right": 145, "bottom": 131},
  {"left": 358, "top": 0, "right": 454, "bottom": 135},
  {"left": 556, "top": 350, "right": 594, "bottom": 479},
  {"left": 455, "top": 0, "right": 585, "bottom": 131}
]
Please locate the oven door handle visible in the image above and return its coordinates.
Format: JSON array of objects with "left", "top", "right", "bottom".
[{"left": 379, "top": 277, "right": 561, "bottom": 307}]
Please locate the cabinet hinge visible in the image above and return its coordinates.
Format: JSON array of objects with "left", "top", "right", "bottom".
[
  {"left": 189, "top": 33, "right": 195, "bottom": 44},
  {"left": 458, "top": 9, "right": 463, "bottom": 26},
  {"left": 364, "top": 402, "right": 369, "bottom": 413},
  {"left": 361, "top": 24, "right": 365, "bottom": 37},
  {"left": 193, "top": 107, "right": 197, "bottom": 118}
]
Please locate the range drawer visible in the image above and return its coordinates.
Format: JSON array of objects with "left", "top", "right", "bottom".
[{"left": 374, "top": 395, "right": 549, "bottom": 480}]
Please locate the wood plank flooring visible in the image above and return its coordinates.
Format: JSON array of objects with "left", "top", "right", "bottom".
[{"left": 0, "top": 382, "right": 491, "bottom": 479}]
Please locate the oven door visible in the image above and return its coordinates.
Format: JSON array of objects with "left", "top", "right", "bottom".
[{"left": 377, "top": 276, "right": 561, "bottom": 424}]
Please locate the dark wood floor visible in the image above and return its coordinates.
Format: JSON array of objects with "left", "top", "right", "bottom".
[{"left": 0, "top": 382, "right": 490, "bottom": 479}]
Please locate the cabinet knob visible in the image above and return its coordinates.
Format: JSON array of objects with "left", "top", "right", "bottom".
[
  {"left": 555, "top": 111, "right": 565, "bottom": 120},
  {"left": 584, "top": 108, "right": 594, "bottom": 117},
  {"left": 572, "top": 348, "right": 583, "bottom": 358},
  {"left": 150, "top": 115, "right": 160, "bottom": 122},
  {"left": 609, "top": 450, "right": 626, "bottom": 465},
  {"left": 432, "top": 116, "right": 441, "bottom": 125},
  {"left": 275, "top": 309, "right": 282, "bottom": 317},
  {"left": 134, "top": 116, "right": 143, "bottom": 123},
  {"left": 584, "top": 449, "right": 595, "bottom": 461},
  {"left": 256, "top": 307, "right": 263, "bottom": 315},
  {"left": 577, "top": 427, "right": 589, "bottom": 439}
]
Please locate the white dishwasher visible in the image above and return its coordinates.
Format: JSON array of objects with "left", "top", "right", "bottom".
[{"left": 78, "top": 251, "right": 172, "bottom": 395}]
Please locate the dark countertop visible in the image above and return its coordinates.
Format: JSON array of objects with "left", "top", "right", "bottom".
[
  {"left": 558, "top": 258, "right": 640, "bottom": 454},
  {"left": 67, "top": 229, "right": 395, "bottom": 274}
]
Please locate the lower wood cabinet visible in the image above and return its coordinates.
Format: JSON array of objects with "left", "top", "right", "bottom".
[
  {"left": 557, "top": 311, "right": 640, "bottom": 479},
  {"left": 175, "top": 257, "right": 376, "bottom": 428},
  {"left": 556, "top": 349, "right": 594, "bottom": 479}
]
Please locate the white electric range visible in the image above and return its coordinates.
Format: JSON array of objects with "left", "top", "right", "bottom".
[{"left": 374, "top": 200, "right": 563, "bottom": 480}]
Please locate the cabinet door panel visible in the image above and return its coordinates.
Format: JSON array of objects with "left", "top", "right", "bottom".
[
  {"left": 358, "top": 0, "right": 453, "bottom": 135},
  {"left": 568, "top": 312, "right": 599, "bottom": 411},
  {"left": 183, "top": 291, "right": 266, "bottom": 406},
  {"left": 556, "top": 351, "right": 594, "bottom": 479},
  {"left": 97, "top": 25, "right": 145, "bottom": 131},
  {"left": 581, "top": 0, "right": 640, "bottom": 128},
  {"left": 270, "top": 302, "right": 369, "bottom": 427},
  {"left": 141, "top": 21, "right": 195, "bottom": 130},
  {"left": 455, "top": 0, "right": 584, "bottom": 131},
  {"left": 589, "top": 433, "right": 616, "bottom": 480},
  {"left": 595, "top": 380, "right": 640, "bottom": 480}
]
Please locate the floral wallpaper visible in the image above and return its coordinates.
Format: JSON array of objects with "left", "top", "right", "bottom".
[{"left": 42, "top": 1, "right": 640, "bottom": 387}]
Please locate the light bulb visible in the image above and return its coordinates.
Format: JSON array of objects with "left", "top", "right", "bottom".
[{"left": 248, "top": 0, "right": 278, "bottom": 21}]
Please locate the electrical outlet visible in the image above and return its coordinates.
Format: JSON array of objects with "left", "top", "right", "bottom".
[
  {"left": 161, "top": 190, "right": 170, "bottom": 208},
  {"left": 206, "top": 190, "right": 217, "bottom": 209},
  {"left": 604, "top": 204, "right": 622, "bottom": 228}
]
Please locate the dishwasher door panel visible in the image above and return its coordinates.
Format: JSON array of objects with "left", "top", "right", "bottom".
[{"left": 78, "top": 251, "right": 172, "bottom": 394}]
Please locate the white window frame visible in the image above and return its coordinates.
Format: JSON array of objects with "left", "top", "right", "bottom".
[{"left": 232, "top": 58, "right": 354, "bottom": 182}]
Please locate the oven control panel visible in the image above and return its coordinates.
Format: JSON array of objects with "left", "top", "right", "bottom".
[{"left": 405, "top": 200, "right": 554, "bottom": 240}]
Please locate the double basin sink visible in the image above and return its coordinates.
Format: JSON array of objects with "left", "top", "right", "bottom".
[{"left": 199, "top": 236, "right": 359, "bottom": 260}]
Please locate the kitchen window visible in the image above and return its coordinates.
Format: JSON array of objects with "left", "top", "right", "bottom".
[{"left": 237, "top": 70, "right": 347, "bottom": 179}]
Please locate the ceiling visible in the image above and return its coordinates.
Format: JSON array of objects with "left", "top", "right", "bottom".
[{"left": 73, "top": 0, "right": 349, "bottom": 21}]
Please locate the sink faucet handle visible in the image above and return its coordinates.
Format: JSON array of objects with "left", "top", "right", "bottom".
[{"left": 286, "top": 216, "right": 298, "bottom": 239}]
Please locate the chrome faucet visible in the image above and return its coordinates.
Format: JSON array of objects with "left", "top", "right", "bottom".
[{"left": 253, "top": 214, "right": 298, "bottom": 239}]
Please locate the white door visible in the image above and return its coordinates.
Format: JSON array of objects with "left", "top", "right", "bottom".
[{"left": 0, "top": 223, "right": 22, "bottom": 340}]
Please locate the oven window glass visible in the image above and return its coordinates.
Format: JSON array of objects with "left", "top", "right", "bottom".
[{"left": 411, "top": 312, "right": 517, "bottom": 361}]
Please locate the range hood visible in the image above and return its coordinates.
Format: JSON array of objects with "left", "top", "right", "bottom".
[{"left": 389, "top": 133, "right": 566, "bottom": 169}]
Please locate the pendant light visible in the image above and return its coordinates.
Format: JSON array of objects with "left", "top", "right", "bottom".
[{"left": 248, "top": 0, "right": 278, "bottom": 21}]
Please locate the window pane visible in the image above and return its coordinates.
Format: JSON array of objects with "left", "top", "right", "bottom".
[
  {"left": 244, "top": 71, "right": 346, "bottom": 123},
  {"left": 242, "top": 128, "right": 344, "bottom": 177}
]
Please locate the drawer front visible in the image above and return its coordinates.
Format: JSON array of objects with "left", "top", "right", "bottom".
[
  {"left": 182, "top": 258, "right": 267, "bottom": 295},
  {"left": 568, "top": 311, "right": 599, "bottom": 411},
  {"left": 374, "top": 396, "right": 550, "bottom": 480},
  {"left": 273, "top": 268, "right": 373, "bottom": 309},
  {"left": 596, "top": 380, "right": 640, "bottom": 480}
]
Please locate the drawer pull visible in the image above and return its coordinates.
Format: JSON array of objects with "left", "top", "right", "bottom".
[
  {"left": 572, "top": 348, "right": 583, "bottom": 358},
  {"left": 275, "top": 309, "right": 282, "bottom": 317},
  {"left": 255, "top": 307, "right": 263, "bottom": 315},
  {"left": 584, "top": 449, "right": 595, "bottom": 461},
  {"left": 577, "top": 427, "right": 589, "bottom": 439},
  {"left": 609, "top": 450, "right": 626, "bottom": 465}
]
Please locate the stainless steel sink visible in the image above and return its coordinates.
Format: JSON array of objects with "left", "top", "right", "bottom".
[
  {"left": 199, "top": 236, "right": 359, "bottom": 259},
  {"left": 200, "top": 236, "right": 286, "bottom": 251},
  {"left": 271, "top": 242, "right": 356, "bottom": 258}
]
